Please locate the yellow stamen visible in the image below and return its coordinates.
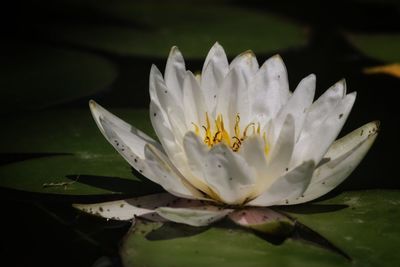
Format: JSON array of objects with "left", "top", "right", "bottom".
[
  {"left": 193, "top": 112, "right": 270, "bottom": 155},
  {"left": 192, "top": 123, "right": 200, "bottom": 135}
]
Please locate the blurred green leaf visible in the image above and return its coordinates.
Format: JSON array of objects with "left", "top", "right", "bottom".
[
  {"left": 347, "top": 33, "right": 400, "bottom": 63},
  {"left": 0, "top": 44, "right": 117, "bottom": 114},
  {"left": 37, "top": 2, "right": 307, "bottom": 58},
  {"left": 121, "top": 190, "right": 400, "bottom": 267},
  {"left": 0, "top": 108, "right": 159, "bottom": 195}
]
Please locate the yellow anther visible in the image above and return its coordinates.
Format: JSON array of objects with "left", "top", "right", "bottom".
[
  {"left": 196, "top": 112, "right": 269, "bottom": 155},
  {"left": 234, "top": 114, "right": 241, "bottom": 138}
]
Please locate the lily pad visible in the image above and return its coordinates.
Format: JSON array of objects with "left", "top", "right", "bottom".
[
  {"left": 0, "top": 108, "right": 159, "bottom": 195},
  {"left": 37, "top": 2, "right": 307, "bottom": 58},
  {"left": 121, "top": 190, "right": 400, "bottom": 267},
  {"left": 346, "top": 33, "right": 400, "bottom": 63},
  {"left": 0, "top": 43, "right": 117, "bottom": 114}
]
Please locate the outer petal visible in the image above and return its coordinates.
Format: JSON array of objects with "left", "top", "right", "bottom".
[
  {"left": 89, "top": 100, "right": 161, "bottom": 158},
  {"left": 99, "top": 116, "right": 202, "bottom": 199},
  {"left": 164, "top": 46, "right": 186, "bottom": 100},
  {"left": 150, "top": 65, "right": 185, "bottom": 135},
  {"left": 249, "top": 55, "right": 290, "bottom": 123},
  {"left": 290, "top": 92, "right": 357, "bottom": 168},
  {"left": 292, "top": 121, "right": 379, "bottom": 204},
  {"left": 273, "top": 74, "right": 316, "bottom": 141},
  {"left": 249, "top": 161, "right": 315, "bottom": 206},
  {"left": 156, "top": 206, "right": 233, "bottom": 227},
  {"left": 73, "top": 193, "right": 177, "bottom": 221},
  {"left": 201, "top": 42, "right": 229, "bottom": 113},
  {"left": 301, "top": 79, "right": 346, "bottom": 140},
  {"left": 144, "top": 144, "right": 207, "bottom": 200}
]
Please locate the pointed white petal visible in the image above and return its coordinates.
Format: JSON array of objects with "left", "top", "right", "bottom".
[
  {"left": 73, "top": 193, "right": 178, "bottom": 221},
  {"left": 229, "top": 50, "right": 259, "bottom": 85},
  {"left": 97, "top": 116, "right": 201, "bottom": 199},
  {"left": 249, "top": 161, "right": 315, "bottom": 206},
  {"left": 266, "top": 114, "right": 296, "bottom": 183},
  {"left": 301, "top": 79, "right": 346, "bottom": 140},
  {"left": 249, "top": 55, "right": 290, "bottom": 122},
  {"left": 273, "top": 74, "right": 316, "bottom": 141},
  {"left": 239, "top": 136, "right": 269, "bottom": 183},
  {"left": 292, "top": 121, "right": 379, "bottom": 204},
  {"left": 291, "top": 92, "right": 357, "bottom": 168},
  {"left": 203, "top": 144, "right": 258, "bottom": 205},
  {"left": 156, "top": 206, "right": 233, "bottom": 226},
  {"left": 182, "top": 132, "right": 208, "bottom": 182},
  {"left": 164, "top": 46, "right": 186, "bottom": 98},
  {"left": 144, "top": 144, "right": 207, "bottom": 200},
  {"left": 183, "top": 71, "right": 207, "bottom": 128},
  {"left": 151, "top": 64, "right": 185, "bottom": 126},
  {"left": 201, "top": 42, "right": 229, "bottom": 112},
  {"left": 89, "top": 100, "right": 161, "bottom": 158}
]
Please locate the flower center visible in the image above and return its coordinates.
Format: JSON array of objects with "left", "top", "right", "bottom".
[{"left": 192, "top": 113, "right": 270, "bottom": 154}]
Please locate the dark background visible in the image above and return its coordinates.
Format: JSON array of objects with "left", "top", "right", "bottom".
[{"left": 1, "top": 0, "right": 399, "bottom": 266}]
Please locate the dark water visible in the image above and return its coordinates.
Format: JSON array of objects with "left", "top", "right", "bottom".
[{"left": 1, "top": 0, "right": 399, "bottom": 266}]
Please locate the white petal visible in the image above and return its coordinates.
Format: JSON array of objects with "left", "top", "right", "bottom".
[
  {"left": 201, "top": 42, "right": 229, "bottom": 113},
  {"left": 216, "top": 67, "right": 248, "bottom": 132},
  {"left": 203, "top": 143, "right": 258, "bottom": 205},
  {"left": 156, "top": 206, "right": 233, "bottom": 226},
  {"left": 144, "top": 143, "right": 207, "bottom": 200},
  {"left": 164, "top": 46, "right": 186, "bottom": 99},
  {"left": 89, "top": 100, "right": 161, "bottom": 158},
  {"left": 266, "top": 114, "right": 296, "bottom": 183},
  {"left": 73, "top": 193, "right": 178, "bottom": 221},
  {"left": 249, "top": 161, "right": 315, "bottom": 206},
  {"left": 229, "top": 50, "right": 259, "bottom": 85},
  {"left": 97, "top": 116, "right": 201, "bottom": 199},
  {"left": 239, "top": 136, "right": 269, "bottom": 182},
  {"left": 273, "top": 74, "right": 316, "bottom": 141},
  {"left": 183, "top": 71, "right": 207, "bottom": 128},
  {"left": 301, "top": 79, "right": 346, "bottom": 140},
  {"left": 290, "top": 92, "right": 357, "bottom": 168},
  {"left": 151, "top": 65, "right": 185, "bottom": 128},
  {"left": 249, "top": 55, "right": 290, "bottom": 123},
  {"left": 150, "top": 101, "right": 179, "bottom": 154},
  {"left": 292, "top": 121, "right": 379, "bottom": 204}
]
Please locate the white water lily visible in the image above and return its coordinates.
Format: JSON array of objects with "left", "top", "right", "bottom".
[{"left": 75, "top": 43, "right": 379, "bottom": 228}]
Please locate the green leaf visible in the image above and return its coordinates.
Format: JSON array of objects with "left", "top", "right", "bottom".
[
  {"left": 282, "top": 190, "right": 400, "bottom": 266},
  {"left": 346, "top": 33, "right": 400, "bottom": 63},
  {"left": 0, "top": 108, "right": 158, "bottom": 195},
  {"left": 121, "top": 190, "right": 400, "bottom": 267},
  {"left": 37, "top": 2, "right": 307, "bottom": 58},
  {"left": 0, "top": 43, "right": 117, "bottom": 114}
]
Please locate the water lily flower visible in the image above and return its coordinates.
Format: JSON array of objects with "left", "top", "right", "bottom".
[{"left": 75, "top": 43, "right": 378, "bottom": 231}]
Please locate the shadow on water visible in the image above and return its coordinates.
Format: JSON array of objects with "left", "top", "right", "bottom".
[
  {"left": 0, "top": 152, "right": 72, "bottom": 166},
  {"left": 65, "top": 174, "right": 163, "bottom": 197}
]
